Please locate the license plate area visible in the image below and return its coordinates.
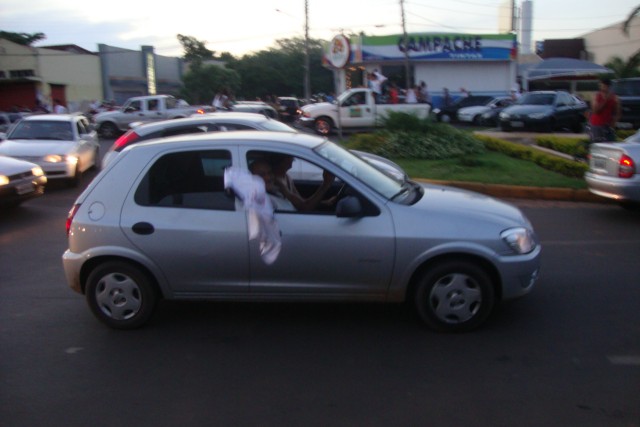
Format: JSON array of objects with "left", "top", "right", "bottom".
[
  {"left": 510, "top": 121, "right": 524, "bottom": 128},
  {"left": 16, "top": 182, "right": 34, "bottom": 195}
]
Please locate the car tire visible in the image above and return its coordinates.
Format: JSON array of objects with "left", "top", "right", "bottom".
[
  {"left": 473, "top": 115, "right": 482, "bottom": 125},
  {"left": 500, "top": 123, "right": 511, "bottom": 132},
  {"left": 68, "top": 163, "right": 82, "bottom": 188},
  {"left": 414, "top": 260, "right": 495, "bottom": 332},
  {"left": 314, "top": 117, "right": 333, "bottom": 136},
  {"left": 99, "top": 122, "right": 119, "bottom": 139},
  {"left": 86, "top": 261, "right": 158, "bottom": 330},
  {"left": 440, "top": 113, "right": 451, "bottom": 123}
]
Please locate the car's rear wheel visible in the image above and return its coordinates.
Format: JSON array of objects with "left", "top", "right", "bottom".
[
  {"left": 314, "top": 117, "right": 333, "bottom": 136},
  {"left": 86, "top": 261, "right": 158, "bottom": 329},
  {"left": 99, "top": 122, "right": 119, "bottom": 139},
  {"left": 414, "top": 260, "right": 495, "bottom": 332}
]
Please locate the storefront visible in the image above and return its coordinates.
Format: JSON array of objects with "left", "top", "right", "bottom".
[{"left": 325, "top": 32, "right": 518, "bottom": 107}]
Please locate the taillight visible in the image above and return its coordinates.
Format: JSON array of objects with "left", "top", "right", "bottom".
[
  {"left": 111, "top": 130, "right": 140, "bottom": 152},
  {"left": 619, "top": 154, "right": 635, "bottom": 179},
  {"left": 66, "top": 204, "right": 80, "bottom": 236}
]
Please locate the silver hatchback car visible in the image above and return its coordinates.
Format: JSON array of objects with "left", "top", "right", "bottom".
[{"left": 63, "top": 132, "right": 541, "bottom": 332}]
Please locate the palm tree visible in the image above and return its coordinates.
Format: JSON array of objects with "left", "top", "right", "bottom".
[{"left": 623, "top": 5, "right": 640, "bottom": 35}]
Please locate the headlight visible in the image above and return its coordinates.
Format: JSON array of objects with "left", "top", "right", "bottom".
[
  {"left": 528, "top": 112, "right": 549, "bottom": 119},
  {"left": 433, "top": 108, "right": 441, "bottom": 114},
  {"left": 499, "top": 112, "right": 509, "bottom": 119},
  {"left": 501, "top": 227, "right": 536, "bottom": 254},
  {"left": 44, "top": 154, "right": 77, "bottom": 165},
  {"left": 0, "top": 175, "right": 8, "bottom": 186},
  {"left": 32, "top": 166, "right": 44, "bottom": 177}
]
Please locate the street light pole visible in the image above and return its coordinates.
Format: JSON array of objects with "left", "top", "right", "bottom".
[
  {"left": 400, "top": 0, "right": 411, "bottom": 88},
  {"left": 304, "top": 0, "right": 311, "bottom": 101}
]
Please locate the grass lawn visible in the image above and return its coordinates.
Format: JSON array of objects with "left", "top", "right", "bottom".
[{"left": 394, "top": 150, "right": 587, "bottom": 189}]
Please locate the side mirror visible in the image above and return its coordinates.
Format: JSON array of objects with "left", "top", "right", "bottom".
[
  {"left": 336, "top": 196, "right": 363, "bottom": 218},
  {"left": 124, "top": 106, "right": 136, "bottom": 113}
]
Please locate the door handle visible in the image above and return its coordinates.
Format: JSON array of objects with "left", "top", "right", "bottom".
[{"left": 132, "top": 222, "right": 155, "bottom": 235}]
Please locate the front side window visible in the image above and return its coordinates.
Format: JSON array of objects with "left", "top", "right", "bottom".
[{"left": 135, "top": 149, "right": 234, "bottom": 210}]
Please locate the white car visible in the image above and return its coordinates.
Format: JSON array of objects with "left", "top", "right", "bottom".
[
  {"left": 0, "top": 114, "right": 99, "bottom": 187},
  {"left": 457, "top": 97, "right": 514, "bottom": 124}
]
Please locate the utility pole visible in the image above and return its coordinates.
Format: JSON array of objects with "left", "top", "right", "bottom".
[
  {"left": 304, "top": 0, "right": 311, "bottom": 100},
  {"left": 400, "top": 0, "right": 411, "bottom": 88}
]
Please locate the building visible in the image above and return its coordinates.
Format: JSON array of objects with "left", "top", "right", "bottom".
[
  {"left": 0, "top": 38, "right": 102, "bottom": 112},
  {"left": 324, "top": 32, "right": 518, "bottom": 106}
]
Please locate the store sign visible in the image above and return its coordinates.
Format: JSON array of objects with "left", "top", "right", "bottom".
[
  {"left": 361, "top": 33, "right": 517, "bottom": 61},
  {"left": 327, "top": 35, "right": 351, "bottom": 68}
]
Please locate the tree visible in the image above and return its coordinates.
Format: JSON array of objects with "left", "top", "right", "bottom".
[
  {"left": 177, "top": 34, "right": 215, "bottom": 63},
  {"left": 0, "top": 31, "right": 46, "bottom": 46},
  {"left": 605, "top": 55, "right": 640, "bottom": 78},
  {"left": 180, "top": 62, "right": 240, "bottom": 104},
  {"left": 623, "top": 5, "right": 640, "bottom": 35}
]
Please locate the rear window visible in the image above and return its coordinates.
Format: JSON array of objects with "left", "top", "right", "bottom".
[{"left": 135, "top": 150, "right": 234, "bottom": 210}]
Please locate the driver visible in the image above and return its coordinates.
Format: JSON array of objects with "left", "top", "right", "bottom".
[{"left": 270, "top": 154, "right": 336, "bottom": 212}]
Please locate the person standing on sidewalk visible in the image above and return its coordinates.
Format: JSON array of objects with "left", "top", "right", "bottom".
[{"left": 589, "top": 78, "right": 620, "bottom": 142}]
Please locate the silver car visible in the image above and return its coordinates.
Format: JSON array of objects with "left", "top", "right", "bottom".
[
  {"left": 0, "top": 114, "right": 99, "bottom": 187},
  {"left": 62, "top": 132, "right": 541, "bottom": 332},
  {"left": 585, "top": 132, "right": 640, "bottom": 208},
  {"left": 102, "top": 112, "right": 297, "bottom": 168}
]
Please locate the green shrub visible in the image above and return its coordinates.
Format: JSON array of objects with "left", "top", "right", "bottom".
[
  {"left": 379, "top": 111, "right": 429, "bottom": 133},
  {"left": 535, "top": 135, "right": 589, "bottom": 157},
  {"left": 617, "top": 129, "right": 637, "bottom": 140},
  {"left": 475, "top": 134, "right": 588, "bottom": 178},
  {"left": 346, "top": 123, "right": 485, "bottom": 160}
]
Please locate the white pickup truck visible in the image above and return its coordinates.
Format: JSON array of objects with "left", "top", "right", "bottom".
[
  {"left": 299, "top": 88, "right": 430, "bottom": 135},
  {"left": 94, "top": 95, "right": 213, "bottom": 138}
]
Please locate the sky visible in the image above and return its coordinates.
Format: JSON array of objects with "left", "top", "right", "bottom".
[{"left": 1, "top": 0, "right": 639, "bottom": 57}]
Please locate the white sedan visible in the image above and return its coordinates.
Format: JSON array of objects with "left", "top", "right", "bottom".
[
  {"left": 457, "top": 97, "right": 513, "bottom": 125},
  {"left": 0, "top": 114, "right": 99, "bottom": 187}
]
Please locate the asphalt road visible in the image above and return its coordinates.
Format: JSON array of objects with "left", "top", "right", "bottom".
[{"left": 1, "top": 138, "right": 639, "bottom": 427}]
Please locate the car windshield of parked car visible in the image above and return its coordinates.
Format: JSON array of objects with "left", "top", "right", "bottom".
[
  {"left": 314, "top": 141, "right": 404, "bottom": 200},
  {"left": 8, "top": 120, "right": 73, "bottom": 141},
  {"left": 517, "top": 93, "right": 555, "bottom": 106}
]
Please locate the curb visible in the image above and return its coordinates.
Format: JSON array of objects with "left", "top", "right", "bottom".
[{"left": 415, "top": 179, "right": 611, "bottom": 204}]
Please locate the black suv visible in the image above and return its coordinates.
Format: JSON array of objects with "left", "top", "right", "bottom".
[{"left": 612, "top": 78, "right": 640, "bottom": 129}]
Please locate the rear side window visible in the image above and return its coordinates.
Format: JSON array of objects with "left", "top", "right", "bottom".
[{"left": 134, "top": 150, "right": 234, "bottom": 210}]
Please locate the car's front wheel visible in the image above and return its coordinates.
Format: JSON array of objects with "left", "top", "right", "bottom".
[
  {"left": 314, "top": 117, "right": 333, "bottom": 136},
  {"left": 86, "top": 261, "right": 158, "bottom": 329},
  {"left": 414, "top": 260, "right": 495, "bottom": 332},
  {"left": 99, "top": 122, "right": 119, "bottom": 139}
]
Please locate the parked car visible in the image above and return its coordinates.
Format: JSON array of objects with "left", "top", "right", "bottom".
[
  {"left": 433, "top": 95, "right": 494, "bottom": 123},
  {"left": 0, "top": 156, "right": 47, "bottom": 207},
  {"left": 277, "top": 97, "right": 302, "bottom": 122},
  {"left": 585, "top": 131, "right": 640, "bottom": 209},
  {"left": 498, "top": 91, "right": 588, "bottom": 133},
  {"left": 457, "top": 97, "right": 514, "bottom": 125},
  {"left": 63, "top": 131, "right": 540, "bottom": 332},
  {"left": 102, "top": 112, "right": 297, "bottom": 168},
  {"left": 0, "top": 114, "right": 99, "bottom": 187}
]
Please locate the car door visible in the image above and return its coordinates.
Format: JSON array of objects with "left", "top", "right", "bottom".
[
  {"left": 339, "top": 91, "right": 375, "bottom": 128},
  {"left": 241, "top": 148, "right": 395, "bottom": 298},
  {"left": 120, "top": 147, "right": 251, "bottom": 295},
  {"left": 554, "top": 92, "right": 574, "bottom": 128}
]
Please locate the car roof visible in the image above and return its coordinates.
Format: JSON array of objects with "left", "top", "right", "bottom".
[
  {"left": 130, "top": 112, "right": 277, "bottom": 132},
  {"left": 132, "top": 130, "right": 326, "bottom": 152}
]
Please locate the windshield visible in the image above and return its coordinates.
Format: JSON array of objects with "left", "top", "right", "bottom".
[
  {"left": 8, "top": 120, "right": 74, "bottom": 140},
  {"left": 517, "top": 93, "right": 555, "bottom": 106},
  {"left": 314, "top": 141, "right": 404, "bottom": 200}
]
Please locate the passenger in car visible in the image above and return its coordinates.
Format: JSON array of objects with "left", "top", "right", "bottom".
[
  {"left": 248, "top": 159, "right": 295, "bottom": 211},
  {"left": 270, "top": 154, "right": 336, "bottom": 212}
]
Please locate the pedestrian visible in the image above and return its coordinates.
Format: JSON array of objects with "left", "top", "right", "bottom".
[
  {"left": 405, "top": 84, "right": 418, "bottom": 104},
  {"left": 388, "top": 82, "right": 399, "bottom": 104},
  {"left": 419, "top": 81, "right": 431, "bottom": 105},
  {"left": 53, "top": 99, "right": 68, "bottom": 114},
  {"left": 460, "top": 87, "right": 471, "bottom": 97},
  {"left": 589, "top": 77, "right": 620, "bottom": 142},
  {"left": 442, "top": 88, "right": 453, "bottom": 108}
]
